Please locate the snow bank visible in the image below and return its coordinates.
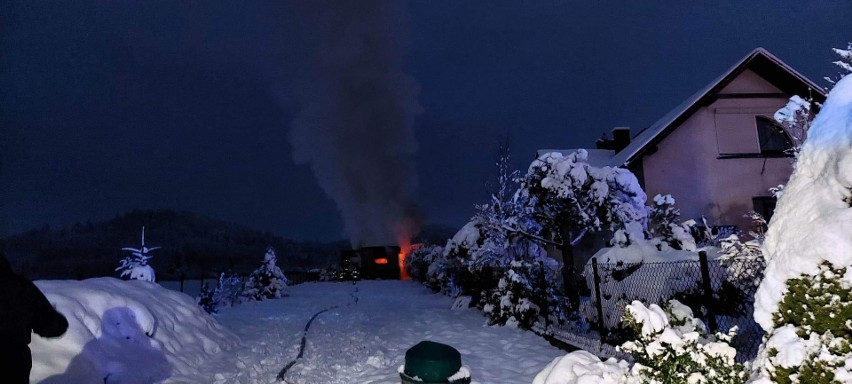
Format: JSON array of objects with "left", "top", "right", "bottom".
[
  {"left": 31, "top": 278, "right": 239, "bottom": 383},
  {"left": 754, "top": 75, "right": 852, "bottom": 331}
]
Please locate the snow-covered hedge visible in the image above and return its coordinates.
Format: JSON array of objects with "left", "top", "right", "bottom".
[
  {"left": 31, "top": 278, "right": 238, "bottom": 383},
  {"left": 750, "top": 71, "right": 852, "bottom": 384}
]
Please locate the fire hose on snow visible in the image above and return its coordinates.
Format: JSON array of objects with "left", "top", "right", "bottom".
[{"left": 276, "top": 284, "right": 359, "bottom": 381}]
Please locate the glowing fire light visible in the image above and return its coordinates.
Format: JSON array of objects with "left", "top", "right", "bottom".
[
  {"left": 374, "top": 258, "right": 389, "bottom": 265},
  {"left": 398, "top": 238, "right": 411, "bottom": 281}
]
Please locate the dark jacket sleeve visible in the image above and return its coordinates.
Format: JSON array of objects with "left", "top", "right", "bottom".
[{"left": 30, "top": 283, "right": 68, "bottom": 338}]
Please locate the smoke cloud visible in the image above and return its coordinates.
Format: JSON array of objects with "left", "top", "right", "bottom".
[{"left": 288, "top": 1, "right": 422, "bottom": 248}]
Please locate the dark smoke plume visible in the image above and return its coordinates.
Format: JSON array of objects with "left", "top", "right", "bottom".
[{"left": 289, "top": 1, "right": 422, "bottom": 248}]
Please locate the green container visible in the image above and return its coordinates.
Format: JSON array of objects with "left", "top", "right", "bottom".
[{"left": 400, "top": 341, "right": 471, "bottom": 384}]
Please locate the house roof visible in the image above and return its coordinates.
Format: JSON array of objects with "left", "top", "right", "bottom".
[{"left": 606, "top": 47, "right": 827, "bottom": 167}]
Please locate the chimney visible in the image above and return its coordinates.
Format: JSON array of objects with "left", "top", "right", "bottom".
[
  {"left": 595, "top": 127, "right": 631, "bottom": 153},
  {"left": 612, "top": 127, "right": 631, "bottom": 152}
]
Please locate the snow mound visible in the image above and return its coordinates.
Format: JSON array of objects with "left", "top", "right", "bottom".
[
  {"left": 30, "top": 278, "right": 239, "bottom": 383},
  {"left": 754, "top": 75, "right": 852, "bottom": 331},
  {"left": 532, "top": 350, "right": 628, "bottom": 384}
]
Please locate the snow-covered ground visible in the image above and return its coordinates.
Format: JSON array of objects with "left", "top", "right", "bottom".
[
  {"left": 205, "top": 280, "right": 565, "bottom": 384},
  {"left": 31, "top": 278, "right": 566, "bottom": 383},
  {"left": 31, "top": 278, "right": 239, "bottom": 383}
]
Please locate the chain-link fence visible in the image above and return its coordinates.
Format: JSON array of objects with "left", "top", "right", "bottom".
[{"left": 563, "top": 251, "right": 766, "bottom": 362}]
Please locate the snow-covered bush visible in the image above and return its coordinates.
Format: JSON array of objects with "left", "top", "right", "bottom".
[
  {"left": 751, "top": 75, "right": 852, "bottom": 384},
  {"left": 197, "top": 273, "right": 244, "bottom": 314},
  {"left": 242, "top": 247, "right": 288, "bottom": 301},
  {"left": 405, "top": 244, "right": 444, "bottom": 284},
  {"left": 482, "top": 259, "right": 566, "bottom": 330},
  {"left": 619, "top": 300, "right": 747, "bottom": 384},
  {"left": 533, "top": 299, "right": 746, "bottom": 384},
  {"left": 436, "top": 221, "right": 504, "bottom": 303},
  {"left": 116, "top": 226, "right": 159, "bottom": 282}
]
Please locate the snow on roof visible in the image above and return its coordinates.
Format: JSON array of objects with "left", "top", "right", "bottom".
[
  {"left": 606, "top": 47, "right": 826, "bottom": 167},
  {"left": 535, "top": 148, "right": 615, "bottom": 167}
]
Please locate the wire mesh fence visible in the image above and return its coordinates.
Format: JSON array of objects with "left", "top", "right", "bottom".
[{"left": 567, "top": 252, "right": 766, "bottom": 362}]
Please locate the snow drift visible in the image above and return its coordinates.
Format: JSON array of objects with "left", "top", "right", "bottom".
[{"left": 30, "top": 278, "right": 238, "bottom": 383}]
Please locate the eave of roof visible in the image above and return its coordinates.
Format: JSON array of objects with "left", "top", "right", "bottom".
[{"left": 607, "top": 47, "right": 827, "bottom": 167}]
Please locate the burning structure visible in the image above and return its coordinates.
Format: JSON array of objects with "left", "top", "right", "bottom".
[{"left": 341, "top": 243, "right": 413, "bottom": 280}]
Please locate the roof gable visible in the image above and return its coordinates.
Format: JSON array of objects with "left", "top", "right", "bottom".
[{"left": 607, "top": 48, "right": 826, "bottom": 167}]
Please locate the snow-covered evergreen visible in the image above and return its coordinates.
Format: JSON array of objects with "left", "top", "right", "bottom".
[
  {"left": 116, "top": 226, "right": 159, "bottom": 282},
  {"left": 482, "top": 258, "right": 566, "bottom": 331},
  {"left": 750, "top": 69, "right": 852, "bottom": 384},
  {"left": 242, "top": 247, "right": 288, "bottom": 301}
]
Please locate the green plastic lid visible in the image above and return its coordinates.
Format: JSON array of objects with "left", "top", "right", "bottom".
[{"left": 403, "top": 341, "right": 462, "bottom": 383}]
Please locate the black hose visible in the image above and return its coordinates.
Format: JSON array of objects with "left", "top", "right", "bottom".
[{"left": 276, "top": 285, "right": 360, "bottom": 381}]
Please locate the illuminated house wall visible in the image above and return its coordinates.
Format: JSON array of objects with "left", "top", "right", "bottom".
[
  {"left": 640, "top": 70, "right": 794, "bottom": 230},
  {"left": 613, "top": 48, "right": 827, "bottom": 231},
  {"left": 543, "top": 48, "right": 826, "bottom": 236}
]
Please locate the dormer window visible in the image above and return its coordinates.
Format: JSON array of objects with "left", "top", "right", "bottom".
[{"left": 756, "top": 116, "right": 793, "bottom": 156}]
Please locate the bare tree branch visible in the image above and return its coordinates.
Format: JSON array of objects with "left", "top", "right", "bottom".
[{"left": 502, "top": 225, "right": 561, "bottom": 247}]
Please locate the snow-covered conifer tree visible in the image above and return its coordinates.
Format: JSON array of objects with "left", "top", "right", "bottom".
[
  {"left": 116, "top": 226, "right": 159, "bottom": 282},
  {"left": 750, "top": 73, "right": 852, "bottom": 384},
  {"left": 242, "top": 247, "right": 288, "bottom": 301}
]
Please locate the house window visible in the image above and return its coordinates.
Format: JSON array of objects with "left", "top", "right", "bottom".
[
  {"left": 756, "top": 116, "right": 793, "bottom": 156},
  {"left": 752, "top": 196, "right": 778, "bottom": 222}
]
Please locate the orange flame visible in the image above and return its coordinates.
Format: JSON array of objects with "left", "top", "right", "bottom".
[{"left": 398, "top": 237, "right": 411, "bottom": 281}]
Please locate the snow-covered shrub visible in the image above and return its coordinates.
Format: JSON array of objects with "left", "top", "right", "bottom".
[
  {"left": 647, "top": 194, "right": 697, "bottom": 251},
  {"left": 754, "top": 262, "right": 851, "bottom": 383},
  {"left": 751, "top": 75, "right": 852, "bottom": 384},
  {"left": 116, "top": 226, "right": 159, "bottom": 282},
  {"left": 437, "top": 221, "right": 503, "bottom": 303},
  {"left": 197, "top": 282, "right": 217, "bottom": 314},
  {"left": 196, "top": 273, "right": 244, "bottom": 314},
  {"left": 406, "top": 244, "right": 444, "bottom": 283},
  {"left": 482, "top": 259, "right": 566, "bottom": 330},
  {"left": 619, "top": 300, "right": 747, "bottom": 384},
  {"left": 242, "top": 247, "right": 288, "bottom": 301},
  {"left": 533, "top": 299, "right": 746, "bottom": 384}
]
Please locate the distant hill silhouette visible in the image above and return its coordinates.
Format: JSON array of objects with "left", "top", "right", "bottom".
[{"left": 0, "top": 209, "right": 347, "bottom": 280}]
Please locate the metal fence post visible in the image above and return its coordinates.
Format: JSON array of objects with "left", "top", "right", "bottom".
[
  {"left": 591, "top": 258, "right": 607, "bottom": 340},
  {"left": 698, "top": 251, "right": 719, "bottom": 333}
]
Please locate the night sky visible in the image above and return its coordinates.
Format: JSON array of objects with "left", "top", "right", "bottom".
[{"left": 1, "top": 1, "right": 850, "bottom": 241}]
